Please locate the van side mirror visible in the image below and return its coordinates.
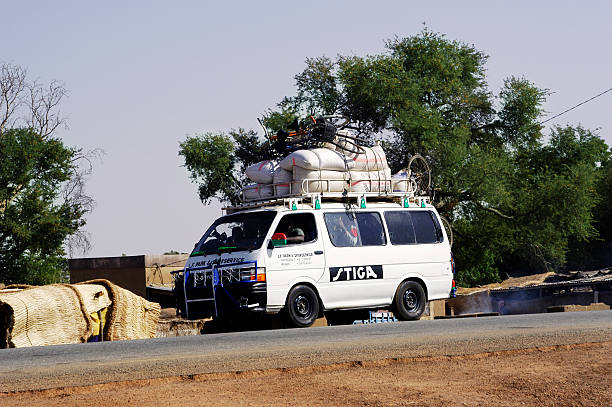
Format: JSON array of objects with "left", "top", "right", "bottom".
[{"left": 269, "top": 232, "right": 288, "bottom": 248}]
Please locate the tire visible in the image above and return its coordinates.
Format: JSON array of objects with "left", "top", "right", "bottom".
[
  {"left": 285, "top": 285, "right": 320, "bottom": 328},
  {"left": 393, "top": 281, "right": 426, "bottom": 321}
]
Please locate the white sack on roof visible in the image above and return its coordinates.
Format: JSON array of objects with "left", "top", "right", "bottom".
[
  {"left": 245, "top": 160, "right": 276, "bottom": 184},
  {"left": 291, "top": 168, "right": 349, "bottom": 194},
  {"left": 280, "top": 148, "right": 355, "bottom": 171},
  {"left": 341, "top": 144, "right": 388, "bottom": 172},
  {"left": 349, "top": 168, "right": 392, "bottom": 192},
  {"left": 321, "top": 142, "right": 336, "bottom": 151},
  {"left": 280, "top": 145, "right": 388, "bottom": 172},
  {"left": 392, "top": 169, "right": 411, "bottom": 192},
  {"left": 273, "top": 167, "right": 292, "bottom": 196},
  {"left": 242, "top": 183, "right": 274, "bottom": 200},
  {"left": 292, "top": 167, "right": 391, "bottom": 194}
]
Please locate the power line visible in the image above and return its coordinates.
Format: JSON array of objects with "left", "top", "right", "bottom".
[{"left": 539, "top": 86, "right": 612, "bottom": 125}]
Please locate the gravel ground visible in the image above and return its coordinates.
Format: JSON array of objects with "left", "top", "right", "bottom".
[
  {"left": 1, "top": 311, "right": 611, "bottom": 406},
  {"left": 1, "top": 341, "right": 610, "bottom": 406}
]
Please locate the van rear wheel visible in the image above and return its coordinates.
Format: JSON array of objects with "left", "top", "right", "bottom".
[
  {"left": 393, "top": 281, "right": 426, "bottom": 321},
  {"left": 285, "top": 285, "right": 319, "bottom": 328}
]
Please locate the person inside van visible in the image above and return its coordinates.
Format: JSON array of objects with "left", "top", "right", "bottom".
[
  {"left": 329, "top": 214, "right": 360, "bottom": 247},
  {"left": 231, "top": 226, "right": 245, "bottom": 246},
  {"left": 285, "top": 222, "right": 305, "bottom": 243},
  {"left": 342, "top": 215, "right": 360, "bottom": 246}
]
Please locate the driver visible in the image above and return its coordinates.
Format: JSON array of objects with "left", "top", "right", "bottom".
[{"left": 285, "top": 222, "right": 305, "bottom": 243}]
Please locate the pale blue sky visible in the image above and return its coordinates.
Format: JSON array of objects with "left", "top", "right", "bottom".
[{"left": 2, "top": 1, "right": 611, "bottom": 257}]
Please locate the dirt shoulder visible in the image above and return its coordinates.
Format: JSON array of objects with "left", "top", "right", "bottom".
[{"left": 2, "top": 341, "right": 610, "bottom": 407}]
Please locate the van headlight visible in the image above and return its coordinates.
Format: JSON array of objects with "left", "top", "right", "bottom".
[{"left": 240, "top": 267, "right": 266, "bottom": 282}]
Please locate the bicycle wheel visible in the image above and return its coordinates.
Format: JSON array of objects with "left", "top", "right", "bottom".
[
  {"left": 440, "top": 215, "right": 453, "bottom": 248},
  {"left": 407, "top": 154, "right": 431, "bottom": 196}
]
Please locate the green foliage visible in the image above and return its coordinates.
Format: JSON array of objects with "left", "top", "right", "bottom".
[
  {"left": 564, "top": 132, "right": 612, "bottom": 270},
  {"left": 289, "top": 56, "right": 340, "bottom": 116},
  {"left": 511, "top": 126, "right": 608, "bottom": 270},
  {"left": 0, "top": 128, "right": 82, "bottom": 285},
  {"left": 261, "top": 109, "right": 298, "bottom": 135},
  {"left": 455, "top": 246, "right": 501, "bottom": 287},
  {"left": 180, "top": 29, "right": 612, "bottom": 285},
  {"left": 179, "top": 129, "right": 271, "bottom": 205},
  {"left": 231, "top": 128, "right": 270, "bottom": 173},
  {"left": 595, "top": 162, "right": 612, "bottom": 239},
  {"left": 497, "top": 77, "right": 548, "bottom": 149},
  {"left": 179, "top": 133, "right": 237, "bottom": 204}
]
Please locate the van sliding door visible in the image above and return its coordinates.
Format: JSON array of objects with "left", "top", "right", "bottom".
[{"left": 317, "top": 211, "right": 389, "bottom": 309}]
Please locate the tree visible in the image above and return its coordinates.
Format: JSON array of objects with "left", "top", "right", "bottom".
[
  {"left": 0, "top": 63, "right": 66, "bottom": 138},
  {"left": 179, "top": 30, "right": 612, "bottom": 285},
  {"left": 564, "top": 129, "right": 612, "bottom": 270},
  {"left": 0, "top": 63, "right": 97, "bottom": 285}
]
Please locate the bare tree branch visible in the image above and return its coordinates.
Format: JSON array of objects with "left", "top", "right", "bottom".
[
  {"left": 530, "top": 243, "right": 552, "bottom": 273},
  {"left": 475, "top": 201, "right": 514, "bottom": 219},
  {"left": 0, "top": 62, "right": 67, "bottom": 139},
  {"left": 0, "top": 63, "right": 27, "bottom": 135},
  {"left": 62, "top": 148, "right": 105, "bottom": 257},
  {"left": 26, "top": 79, "right": 67, "bottom": 138}
]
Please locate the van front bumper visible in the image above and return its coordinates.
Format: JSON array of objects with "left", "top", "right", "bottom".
[
  {"left": 224, "top": 281, "right": 268, "bottom": 311},
  {"left": 175, "top": 270, "right": 268, "bottom": 319}
]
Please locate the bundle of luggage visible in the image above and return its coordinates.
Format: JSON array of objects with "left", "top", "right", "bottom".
[{"left": 243, "top": 133, "right": 400, "bottom": 201}]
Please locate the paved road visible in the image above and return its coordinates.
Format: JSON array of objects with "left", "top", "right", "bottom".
[{"left": 1, "top": 311, "right": 611, "bottom": 392}]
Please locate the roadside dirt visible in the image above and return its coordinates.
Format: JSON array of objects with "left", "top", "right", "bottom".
[
  {"left": 456, "top": 272, "right": 555, "bottom": 295},
  {"left": 1, "top": 341, "right": 610, "bottom": 406}
]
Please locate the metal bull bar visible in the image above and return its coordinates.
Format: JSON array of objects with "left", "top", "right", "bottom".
[{"left": 181, "top": 260, "right": 259, "bottom": 319}]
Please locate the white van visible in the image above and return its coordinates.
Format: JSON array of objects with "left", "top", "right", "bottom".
[{"left": 175, "top": 194, "right": 455, "bottom": 327}]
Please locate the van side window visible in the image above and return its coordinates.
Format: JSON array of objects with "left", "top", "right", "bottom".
[
  {"left": 324, "top": 212, "right": 386, "bottom": 247},
  {"left": 274, "top": 213, "right": 317, "bottom": 244},
  {"left": 411, "top": 211, "right": 442, "bottom": 243},
  {"left": 384, "top": 211, "right": 443, "bottom": 244},
  {"left": 384, "top": 212, "right": 416, "bottom": 244}
]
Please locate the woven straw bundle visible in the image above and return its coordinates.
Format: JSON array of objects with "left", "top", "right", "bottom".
[
  {"left": 0, "top": 279, "right": 161, "bottom": 348},
  {"left": 0, "top": 285, "right": 91, "bottom": 348},
  {"left": 72, "top": 283, "right": 112, "bottom": 315},
  {"left": 81, "top": 279, "right": 161, "bottom": 341}
]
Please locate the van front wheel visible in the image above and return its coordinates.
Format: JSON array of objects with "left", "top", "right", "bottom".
[
  {"left": 285, "top": 285, "right": 319, "bottom": 328},
  {"left": 393, "top": 281, "right": 426, "bottom": 320}
]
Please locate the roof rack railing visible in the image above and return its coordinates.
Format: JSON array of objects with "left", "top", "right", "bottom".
[
  {"left": 225, "top": 178, "right": 430, "bottom": 213},
  {"left": 238, "top": 177, "right": 417, "bottom": 202}
]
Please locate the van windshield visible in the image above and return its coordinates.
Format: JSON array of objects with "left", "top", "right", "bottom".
[{"left": 191, "top": 211, "right": 277, "bottom": 256}]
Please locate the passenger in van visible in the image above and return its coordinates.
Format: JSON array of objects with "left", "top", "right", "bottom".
[
  {"left": 332, "top": 214, "right": 360, "bottom": 247},
  {"left": 285, "top": 222, "right": 305, "bottom": 244}
]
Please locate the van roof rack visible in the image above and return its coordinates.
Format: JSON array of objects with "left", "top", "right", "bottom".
[{"left": 224, "top": 188, "right": 431, "bottom": 214}]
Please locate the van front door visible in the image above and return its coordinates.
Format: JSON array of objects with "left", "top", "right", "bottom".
[{"left": 265, "top": 212, "right": 326, "bottom": 311}]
